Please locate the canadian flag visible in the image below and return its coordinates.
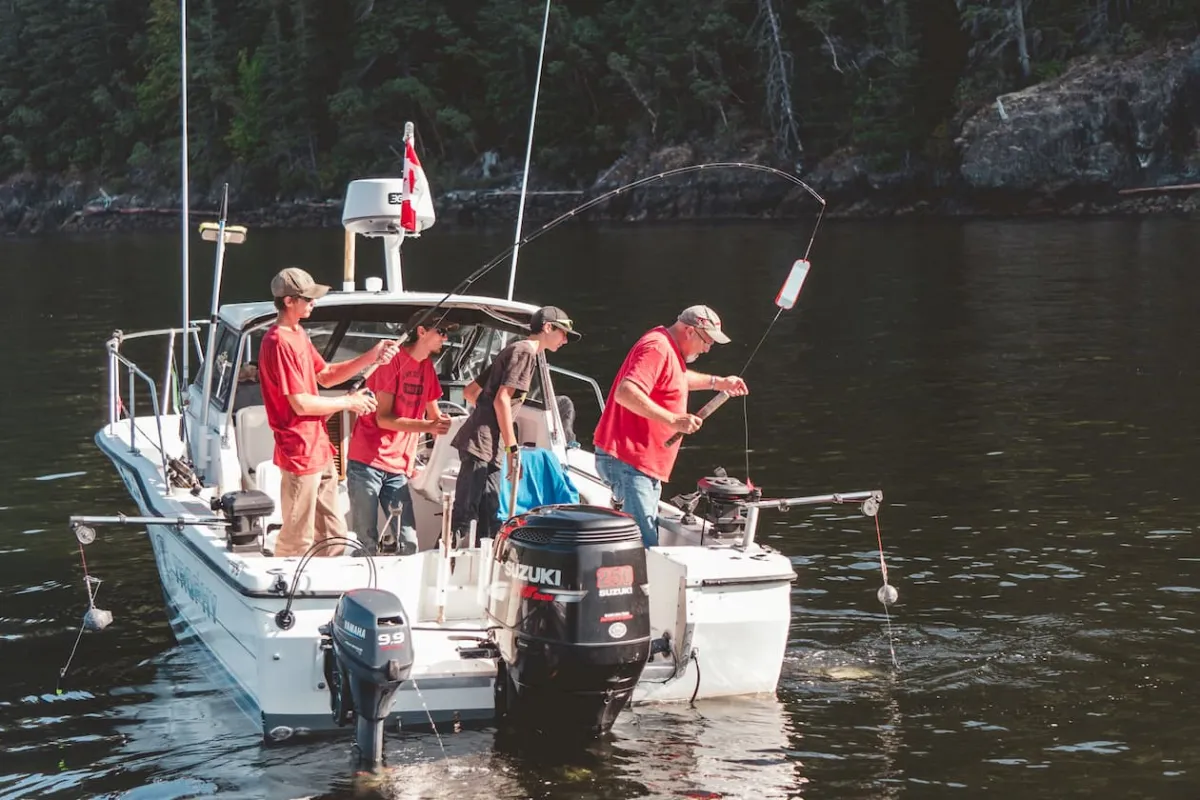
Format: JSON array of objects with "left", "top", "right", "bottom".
[{"left": 400, "top": 136, "right": 436, "bottom": 234}]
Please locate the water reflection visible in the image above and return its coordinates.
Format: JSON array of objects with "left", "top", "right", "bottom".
[{"left": 6, "top": 219, "right": 1200, "bottom": 797}]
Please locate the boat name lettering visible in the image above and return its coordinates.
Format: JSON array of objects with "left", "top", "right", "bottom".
[
  {"left": 598, "top": 586, "right": 634, "bottom": 598},
  {"left": 342, "top": 621, "right": 366, "bottom": 639},
  {"left": 503, "top": 562, "right": 561, "bottom": 586},
  {"left": 164, "top": 551, "right": 218, "bottom": 624}
]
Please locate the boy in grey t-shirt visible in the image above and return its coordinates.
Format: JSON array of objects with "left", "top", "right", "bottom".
[{"left": 450, "top": 306, "right": 578, "bottom": 543}]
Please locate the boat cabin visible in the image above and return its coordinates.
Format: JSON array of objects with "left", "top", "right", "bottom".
[{"left": 182, "top": 290, "right": 605, "bottom": 552}]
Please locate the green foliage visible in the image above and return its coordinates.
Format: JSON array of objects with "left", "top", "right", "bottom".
[{"left": 0, "top": 0, "right": 1196, "bottom": 197}]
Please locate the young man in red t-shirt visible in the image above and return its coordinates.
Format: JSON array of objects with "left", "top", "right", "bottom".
[
  {"left": 347, "top": 312, "right": 454, "bottom": 555},
  {"left": 258, "top": 268, "right": 398, "bottom": 558},
  {"left": 592, "top": 305, "right": 749, "bottom": 546}
]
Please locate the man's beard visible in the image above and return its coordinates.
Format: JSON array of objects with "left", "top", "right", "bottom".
[{"left": 685, "top": 352, "right": 699, "bottom": 364}]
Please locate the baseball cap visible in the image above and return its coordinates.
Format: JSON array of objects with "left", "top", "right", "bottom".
[
  {"left": 270, "top": 267, "right": 330, "bottom": 299},
  {"left": 678, "top": 305, "right": 730, "bottom": 344},
  {"left": 407, "top": 309, "right": 459, "bottom": 334},
  {"left": 531, "top": 306, "right": 581, "bottom": 340}
]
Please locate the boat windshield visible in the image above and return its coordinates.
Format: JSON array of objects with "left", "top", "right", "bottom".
[{"left": 326, "top": 320, "right": 545, "bottom": 408}]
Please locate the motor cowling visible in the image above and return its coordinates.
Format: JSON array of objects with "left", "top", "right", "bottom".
[
  {"left": 324, "top": 588, "right": 414, "bottom": 765},
  {"left": 487, "top": 504, "right": 649, "bottom": 736}
]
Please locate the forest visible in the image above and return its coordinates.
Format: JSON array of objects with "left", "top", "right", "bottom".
[{"left": 0, "top": 0, "right": 1197, "bottom": 206}]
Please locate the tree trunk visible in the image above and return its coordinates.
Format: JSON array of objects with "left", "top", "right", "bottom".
[{"left": 1012, "top": 0, "right": 1032, "bottom": 82}]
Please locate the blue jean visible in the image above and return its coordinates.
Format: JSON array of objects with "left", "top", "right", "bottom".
[
  {"left": 594, "top": 448, "right": 661, "bottom": 547},
  {"left": 347, "top": 460, "right": 417, "bottom": 555}
]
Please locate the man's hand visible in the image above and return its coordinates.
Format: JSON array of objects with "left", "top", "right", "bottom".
[
  {"left": 715, "top": 376, "right": 749, "bottom": 396},
  {"left": 427, "top": 414, "right": 452, "bottom": 435},
  {"left": 506, "top": 448, "right": 520, "bottom": 475},
  {"left": 670, "top": 413, "right": 703, "bottom": 434},
  {"left": 373, "top": 339, "right": 401, "bottom": 365},
  {"left": 345, "top": 389, "right": 378, "bottom": 415}
]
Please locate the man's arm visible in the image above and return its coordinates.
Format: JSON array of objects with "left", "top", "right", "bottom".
[
  {"left": 374, "top": 393, "right": 450, "bottom": 433},
  {"left": 614, "top": 379, "right": 702, "bottom": 433},
  {"left": 684, "top": 370, "right": 749, "bottom": 395},
  {"left": 315, "top": 340, "right": 402, "bottom": 388},
  {"left": 286, "top": 389, "right": 374, "bottom": 417},
  {"left": 463, "top": 380, "right": 482, "bottom": 406},
  {"left": 494, "top": 385, "right": 519, "bottom": 449}
]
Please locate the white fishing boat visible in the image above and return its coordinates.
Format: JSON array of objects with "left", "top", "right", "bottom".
[
  {"left": 70, "top": 150, "right": 884, "bottom": 761},
  {"left": 66, "top": 2, "right": 886, "bottom": 766}
]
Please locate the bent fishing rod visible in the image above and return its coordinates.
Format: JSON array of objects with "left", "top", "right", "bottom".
[
  {"left": 414, "top": 161, "right": 827, "bottom": 337},
  {"left": 351, "top": 162, "right": 826, "bottom": 391}
]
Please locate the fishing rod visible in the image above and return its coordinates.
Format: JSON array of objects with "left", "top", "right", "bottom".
[
  {"left": 350, "top": 162, "right": 824, "bottom": 392},
  {"left": 413, "top": 161, "right": 827, "bottom": 338},
  {"left": 664, "top": 257, "right": 811, "bottom": 447}
]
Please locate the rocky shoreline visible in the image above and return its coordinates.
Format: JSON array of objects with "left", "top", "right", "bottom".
[{"left": 5, "top": 39, "right": 1200, "bottom": 236}]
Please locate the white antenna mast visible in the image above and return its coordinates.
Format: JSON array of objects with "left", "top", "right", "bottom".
[
  {"left": 505, "top": 0, "right": 552, "bottom": 301},
  {"left": 180, "top": 0, "right": 191, "bottom": 387}
]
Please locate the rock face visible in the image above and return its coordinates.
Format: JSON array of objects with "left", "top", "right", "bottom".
[
  {"left": 956, "top": 41, "right": 1200, "bottom": 196},
  {"left": 7, "top": 39, "right": 1200, "bottom": 234}
]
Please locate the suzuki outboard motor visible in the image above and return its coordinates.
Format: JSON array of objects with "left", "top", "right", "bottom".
[
  {"left": 321, "top": 588, "right": 414, "bottom": 765},
  {"left": 487, "top": 505, "right": 649, "bottom": 735}
]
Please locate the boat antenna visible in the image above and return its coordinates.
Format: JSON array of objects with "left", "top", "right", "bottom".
[
  {"left": 179, "top": 0, "right": 191, "bottom": 388},
  {"left": 504, "top": 0, "right": 553, "bottom": 301}
]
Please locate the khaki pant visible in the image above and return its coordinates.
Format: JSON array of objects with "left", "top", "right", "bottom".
[{"left": 275, "top": 461, "right": 346, "bottom": 558}]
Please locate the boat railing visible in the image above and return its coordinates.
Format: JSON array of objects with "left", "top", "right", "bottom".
[
  {"left": 104, "top": 326, "right": 203, "bottom": 479},
  {"left": 548, "top": 365, "right": 605, "bottom": 412},
  {"left": 739, "top": 490, "right": 883, "bottom": 549}
]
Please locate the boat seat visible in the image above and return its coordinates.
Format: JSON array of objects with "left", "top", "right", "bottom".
[
  {"left": 410, "top": 415, "right": 469, "bottom": 504},
  {"left": 235, "top": 405, "right": 274, "bottom": 489}
]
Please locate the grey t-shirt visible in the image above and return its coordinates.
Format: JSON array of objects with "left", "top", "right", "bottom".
[{"left": 452, "top": 339, "right": 538, "bottom": 467}]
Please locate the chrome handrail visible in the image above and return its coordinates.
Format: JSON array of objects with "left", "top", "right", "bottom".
[
  {"left": 548, "top": 364, "right": 606, "bottom": 412},
  {"left": 104, "top": 325, "right": 202, "bottom": 481}
]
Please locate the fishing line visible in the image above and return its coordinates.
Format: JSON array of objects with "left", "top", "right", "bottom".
[
  {"left": 415, "top": 162, "right": 827, "bottom": 336},
  {"left": 874, "top": 512, "right": 900, "bottom": 669},
  {"left": 57, "top": 542, "right": 103, "bottom": 693}
]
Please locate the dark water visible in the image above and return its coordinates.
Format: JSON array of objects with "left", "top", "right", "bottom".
[{"left": 3, "top": 218, "right": 1200, "bottom": 798}]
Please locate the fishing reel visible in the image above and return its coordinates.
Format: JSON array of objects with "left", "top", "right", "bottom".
[{"left": 671, "top": 467, "right": 761, "bottom": 538}]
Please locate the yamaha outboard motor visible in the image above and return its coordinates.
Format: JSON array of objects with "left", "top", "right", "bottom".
[
  {"left": 487, "top": 505, "right": 649, "bottom": 735},
  {"left": 321, "top": 588, "right": 414, "bottom": 765}
]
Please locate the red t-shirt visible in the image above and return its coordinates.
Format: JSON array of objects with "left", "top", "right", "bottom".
[
  {"left": 347, "top": 348, "right": 443, "bottom": 476},
  {"left": 258, "top": 324, "right": 334, "bottom": 475},
  {"left": 593, "top": 327, "right": 688, "bottom": 482}
]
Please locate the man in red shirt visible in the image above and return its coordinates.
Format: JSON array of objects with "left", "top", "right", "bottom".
[
  {"left": 592, "top": 305, "right": 749, "bottom": 546},
  {"left": 258, "top": 268, "right": 398, "bottom": 558},
  {"left": 347, "top": 311, "right": 454, "bottom": 555}
]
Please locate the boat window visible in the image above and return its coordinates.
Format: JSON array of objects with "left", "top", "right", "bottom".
[
  {"left": 192, "top": 327, "right": 271, "bottom": 412},
  {"left": 302, "top": 321, "right": 338, "bottom": 359},
  {"left": 205, "top": 327, "right": 240, "bottom": 410},
  {"left": 327, "top": 321, "right": 405, "bottom": 364},
  {"left": 449, "top": 329, "right": 546, "bottom": 410}
]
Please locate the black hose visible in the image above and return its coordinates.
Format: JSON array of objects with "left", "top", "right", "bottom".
[
  {"left": 274, "top": 536, "right": 378, "bottom": 629},
  {"left": 689, "top": 650, "right": 701, "bottom": 705}
]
